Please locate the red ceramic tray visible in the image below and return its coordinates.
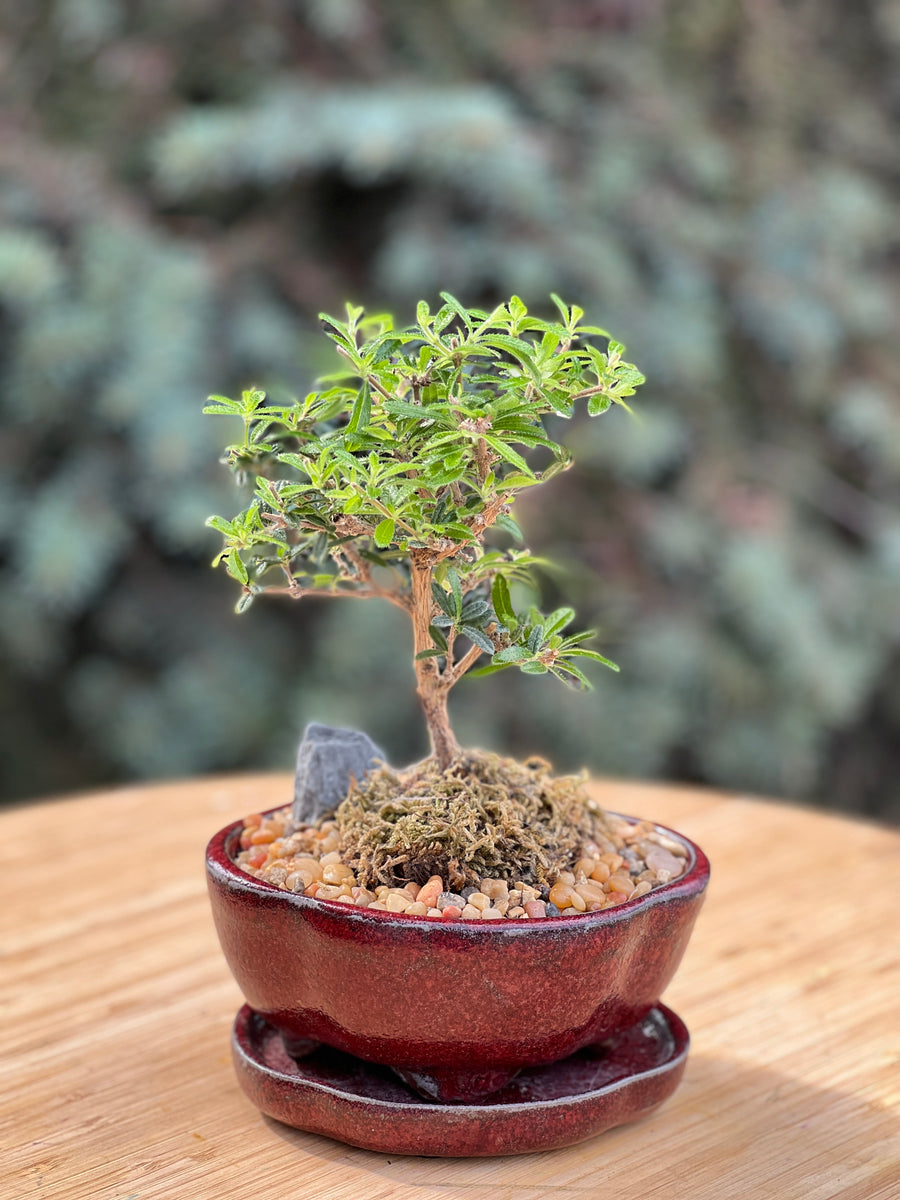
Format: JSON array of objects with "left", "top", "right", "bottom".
[{"left": 232, "top": 1002, "right": 689, "bottom": 1156}]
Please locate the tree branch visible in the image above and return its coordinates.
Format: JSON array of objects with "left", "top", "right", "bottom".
[
  {"left": 267, "top": 581, "right": 410, "bottom": 611},
  {"left": 447, "top": 641, "right": 484, "bottom": 687}
]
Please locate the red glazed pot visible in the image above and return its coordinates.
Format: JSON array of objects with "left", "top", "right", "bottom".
[{"left": 206, "top": 810, "right": 709, "bottom": 1103}]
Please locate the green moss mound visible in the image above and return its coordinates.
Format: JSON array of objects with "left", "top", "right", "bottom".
[{"left": 335, "top": 750, "right": 615, "bottom": 890}]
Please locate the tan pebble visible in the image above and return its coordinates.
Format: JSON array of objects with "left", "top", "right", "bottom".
[
  {"left": 481, "top": 908, "right": 503, "bottom": 920},
  {"left": 368, "top": 900, "right": 388, "bottom": 911},
  {"left": 492, "top": 899, "right": 509, "bottom": 916},
  {"left": 655, "top": 868, "right": 673, "bottom": 884},
  {"left": 320, "top": 833, "right": 340, "bottom": 853},
  {"left": 461, "top": 904, "right": 481, "bottom": 919},
  {"left": 388, "top": 887, "right": 411, "bottom": 899},
  {"left": 322, "top": 862, "right": 354, "bottom": 884},
  {"left": 284, "top": 871, "right": 310, "bottom": 892},
  {"left": 575, "top": 882, "right": 606, "bottom": 905},
  {"left": 507, "top": 906, "right": 526, "bottom": 918},
  {"left": 335, "top": 894, "right": 355, "bottom": 904},
  {"left": 375, "top": 885, "right": 389, "bottom": 897},
  {"left": 549, "top": 881, "right": 576, "bottom": 909},
  {"left": 352, "top": 886, "right": 376, "bottom": 904},
  {"left": 589, "top": 861, "right": 611, "bottom": 884},
  {"left": 417, "top": 876, "right": 444, "bottom": 909},
  {"left": 605, "top": 892, "right": 627, "bottom": 907},
  {"left": 264, "top": 867, "right": 288, "bottom": 885},
  {"left": 386, "top": 893, "right": 411, "bottom": 913},
  {"left": 651, "top": 833, "right": 688, "bottom": 857},
  {"left": 638, "top": 869, "right": 656, "bottom": 883},
  {"left": 558, "top": 871, "right": 576, "bottom": 886},
  {"left": 521, "top": 885, "right": 540, "bottom": 903},
  {"left": 646, "top": 847, "right": 683, "bottom": 877},
  {"left": 406, "top": 901, "right": 428, "bottom": 916},
  {"left": 316, "top": 884, "right": 345, "bottom": 901},
  {"left": 404, "top": 882, "right": 421, "bottom": 900},
  {"left": 569, "top": 891, "right": 587, "bottom": 911},
  {"left": 608, "top": 874, "right": 635, "bottom": 897},
  {"left": 508, "top": 889, "right": 522, "bottom": 906},
  {"left": 468, "top": 892, "right": 490, "bottom": 911},
  {"left": 574, "top": 857, "right": 597, "bottom": 878},
  {"left": 600, "top": 853, "right": 624, "bottom": 872},
  {"left": 481, "top": 879, "right": 509, "bottom": 901},
  {"left": 294, "top": 857, "right": 324, "bottom": 880},
  {"left": 426, "top": 907, "right": 443, "bottom": 918},
  {"left": 631, "top": 880, "right": 652, "bottom": 899},
  {"left": 319, "top": 850, "right": 343, "bottom": 864}
]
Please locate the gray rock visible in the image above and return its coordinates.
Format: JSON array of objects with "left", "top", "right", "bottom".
[{"left": 292, "top": 722, "right": 386, "bottom": 826}]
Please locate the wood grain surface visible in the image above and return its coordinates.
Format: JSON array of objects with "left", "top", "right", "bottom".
[{"left": 2, "top": 774, "right": 898, "bottom": 1200}]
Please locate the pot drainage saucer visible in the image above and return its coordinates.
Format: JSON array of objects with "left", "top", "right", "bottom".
[{"left": 231, "top": 1003, "right": 689, "bottom": 1156}]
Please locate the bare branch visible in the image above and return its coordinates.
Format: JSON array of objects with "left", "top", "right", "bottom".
[{"left": 447, "top": 641, "right": 485, "bottom": 687}]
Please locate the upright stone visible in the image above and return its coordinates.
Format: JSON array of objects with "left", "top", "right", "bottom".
[{"left": 292, "top": 722, "right": 386, "bottom": 825}]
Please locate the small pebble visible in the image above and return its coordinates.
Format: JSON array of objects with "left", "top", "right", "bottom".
[
  {"left": 438, "top": 891, "right": 467, "bottom": 911},
  {"left": 524, "top": 900, "right": 547, "bottom": 918},
  {"left": 461, "top": 904, "right": 481, "bottom": 919}
]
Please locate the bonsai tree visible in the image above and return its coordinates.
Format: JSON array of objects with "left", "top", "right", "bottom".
[{"left": 205, "top": 294, "right": 645, "bottom": 772}]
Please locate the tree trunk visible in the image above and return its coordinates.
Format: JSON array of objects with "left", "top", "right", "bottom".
[{"left": 410, "top": 554, "right": 460, "bottom": 771}]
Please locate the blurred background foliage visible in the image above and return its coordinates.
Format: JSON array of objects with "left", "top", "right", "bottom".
[{"left": 1, "top": 0, "right": 899, "bottom": 819}]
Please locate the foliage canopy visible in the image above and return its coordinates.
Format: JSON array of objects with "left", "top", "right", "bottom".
[{"left": 206, "top": 294, "right": 644, "bottom": 765}]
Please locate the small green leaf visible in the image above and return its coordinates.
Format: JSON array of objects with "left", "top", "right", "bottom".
[
  {"left": 428, "top": 625, "right": 449, "bottom": 652},
  {"left": 460, "top": 625, "right": 494, "bottom": 653},
  {"left": 564, "top": 648, "right": 620, "bottom": 672},
  {"left": 415, "top": 647, "right": 444, "bottom": 660},
  {"left": 447, "top": 568, "right": 463, "bottom": 619},
  {"left": 496, "top": 513, "right": 524, "bottom": 542},
  {"left": 491, "top": 576, "right": 516, "bottom": 627},
  {"left": 374, "top": 518, "right": 395, "bottom": 548},
  {"left": 225, "top": 550, "right": 249, "bottom": 586},
  {"left": 493, "top": 645, "right": 530, "bottom": 665},
  {"left": 206, "top": 515, "right": 237, "bottom": 537}
]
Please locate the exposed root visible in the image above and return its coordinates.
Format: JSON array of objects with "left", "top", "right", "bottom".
[{"left": 334, "top": 749, "right": 617, "bottom": 890}]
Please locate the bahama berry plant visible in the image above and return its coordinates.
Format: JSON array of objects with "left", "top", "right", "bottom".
[{"left": 205, "top": 294, "right": 645, "bottom": 772}]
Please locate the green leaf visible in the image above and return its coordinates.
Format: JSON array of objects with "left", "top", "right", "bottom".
[
  {"left": 432, "top": 583, "right": 455, "bottom": 617},
  {"left": 428, "top": 624, "right": 449, "bottom": 652},
  {"left": 374, "top": 518, "right": 395, "bottom": 548},
  {"left": 520, "top": 661, "right": 549, "bottom": 675},
  {"left": 564, "top": 648, "right": 620, "bottom": 671},
  {"left": 438, "top": 291, "right": 473, "bottom": 330},
  {"left": 415, "top": 647, "right": 444, "bottom": 660},
  {"left": 460, "top": 625, "right": 494, "bottom": 653},
  {"left": 206, "top": 515, "right": 237, "bottom": 537},
  {"left": 491, "top": 575, "right": 516, "bottom": 627},
  {"left": 493, "top": 645, "right": 530, "bottom": 665},
  {"left": 347, "top": 383, "right": 372, "bottom": 434},
  {"left": 481, "top": 435, "right": 532, "bottom": 475},
  {"left": 495, "top": 513, "right": 524, "bottom": 542},
  {"left": 543, "top": 607, "right": 575, "bottom": 637},
  {"left": 225, "top": 550, "right": 249, "bottom": 586},
  {"left": 447, "top": 568, "right": 463, "bottom": 619}
]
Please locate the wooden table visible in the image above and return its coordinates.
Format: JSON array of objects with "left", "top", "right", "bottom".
[{"left": 3, "top": 775, "right": 899, "bottom": 1199}]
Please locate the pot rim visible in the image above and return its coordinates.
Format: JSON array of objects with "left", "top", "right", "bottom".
[{"left": 206, "top": 804, "right": 710, "bottom": 933}]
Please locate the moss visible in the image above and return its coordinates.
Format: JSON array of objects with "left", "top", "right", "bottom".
[{"left": 334, "top": 750, "right": 616, "bottom": 890}]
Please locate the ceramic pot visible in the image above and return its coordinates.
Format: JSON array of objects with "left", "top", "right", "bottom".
[{"left": 206, "top": 809, "right": 709, "bottom": 1103}]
